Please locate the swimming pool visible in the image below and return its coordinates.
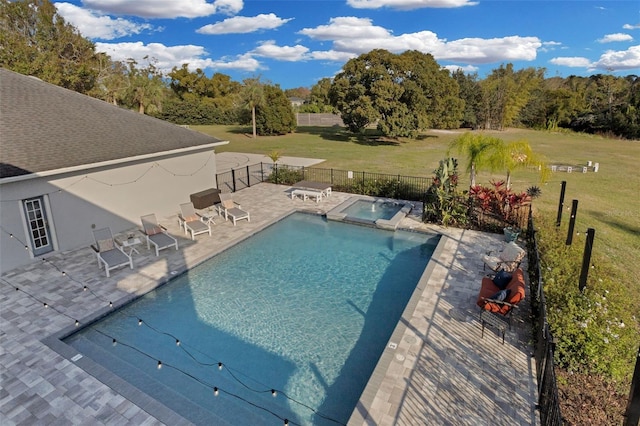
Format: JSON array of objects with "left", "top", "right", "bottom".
[
  {"left": 63, "top": 213, "right": 439, "bottom": 425},
  {"left": 326, "top": 197, "right": 413, "bottom": 230}
]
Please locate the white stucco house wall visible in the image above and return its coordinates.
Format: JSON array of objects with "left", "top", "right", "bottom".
[{"left": 0, "top": 68, "right": 228, "bottom": 274}]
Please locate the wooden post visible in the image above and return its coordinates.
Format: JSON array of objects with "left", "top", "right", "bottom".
[
  {"left": 624, "top": 346, "right": 640, "bottom": 426},
  {"left": 579, "top": 228, "right": 595, "bottom": 291},
  {"left": 556, "top": 181, "right": 566, "bottom": 227},
  {"left": 566, "top": 200, "right": 578, "bottom": 246}
]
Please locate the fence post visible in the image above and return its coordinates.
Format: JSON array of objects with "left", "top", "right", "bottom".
[
  {"left": 566, "top": 200, "right": 578, "bottom": 246},
  {"left": 624, "top": 346, "right": 640, "bottom": 426},
  {"left": 556, "top": 181, "right": 566, "bottom": 227},
  {"left": 578, "top": 228, "right": 595, "bottom": 291},
  {"left": 231, "top": 169, "right": 237, "bottom": 192}
]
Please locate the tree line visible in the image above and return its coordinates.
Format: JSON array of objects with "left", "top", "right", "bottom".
[{"left": 2, "top": 0, "right": 638, "bottom": 140}]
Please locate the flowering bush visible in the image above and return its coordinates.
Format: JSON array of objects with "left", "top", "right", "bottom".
[
  {"left": 469, "top": 180, "right": 531, "bottom": 225},
  {"left": 534, "top": 215, "right": 638, "bottom": 382}
]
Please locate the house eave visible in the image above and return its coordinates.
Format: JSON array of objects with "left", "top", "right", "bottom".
[{"left": 0, "top": 141, "right": 229, "bottom": 185}]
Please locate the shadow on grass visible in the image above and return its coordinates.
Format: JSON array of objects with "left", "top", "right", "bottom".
[
  {"left": 588, "top": 210, "right": 640, "bottom": 235},
  {"left": 296, "top": 125, "right": 354, "bottom": 142},
  {"left": 353, "top": 135, "right": 402, "bottom": 146},
  {"left": 416, "top": 134, "right": 439, "bottom": 140},
  {"left": 225, "top": 125, "right": 427, "bottom": 146}
]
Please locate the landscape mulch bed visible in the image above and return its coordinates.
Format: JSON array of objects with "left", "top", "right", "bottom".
[{"left": 556, "top": 369, "right": 628, "bottom": 425}]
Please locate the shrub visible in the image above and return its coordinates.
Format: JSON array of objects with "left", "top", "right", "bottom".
[
  {"left": 469, "top": 180, "right": 531, "bottom": 226},
  {"left": 266, "top": 165, "right": 304, "bottom": 185},
  {"left": 422, "top": 158, "right": 469, "bottom": 227},
  {"left": 534, "top": 214, "right": 639, "bottom": 382}
]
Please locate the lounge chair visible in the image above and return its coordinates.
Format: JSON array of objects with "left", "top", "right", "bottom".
[
  {"left": 91, "top": 227, "right": 133, "bottom": 277},
  {"left": 217, "top": 193, "right": 250, "bottom": 226},
  {"left": 140, "top": 214, "right": 179, "bottom": 256},
  {"left": 483, "top": 241, "right": 526, "bottom": 273},
  {"left": 178, "top": 202, "right": 212, "bottom": 240}
]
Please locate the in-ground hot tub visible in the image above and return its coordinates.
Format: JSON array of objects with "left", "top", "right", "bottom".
[{"left": 326, "top": 196, "right": 413, "bottom": 230}]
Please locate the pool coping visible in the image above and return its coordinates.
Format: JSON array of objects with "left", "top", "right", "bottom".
[
  {"left": 2, "top": 182, "right": 539, "bottom": 426},
  {"left": 326, "top": 195, "right": 414, "bottom": 230},
  {"left": 347, "top": 231, "right": 447, "bottom": 425},
  {"left": 42, "top": 208, "right": 300, "bottom": 426},
  {"left": 42, "top": 208, "right": 445, "bottom": 425}
]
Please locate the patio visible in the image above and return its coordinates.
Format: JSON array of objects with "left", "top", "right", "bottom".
[{"left": 0, "top": 183, "right": 539, "bottom": 425}]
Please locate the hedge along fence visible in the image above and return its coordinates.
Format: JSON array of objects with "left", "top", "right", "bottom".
[
  {"left": 216, "top": 162, "right": 528, "bottom": 233},
  {"left": 269, "top": 163, "right": 433, "bottom": 201}
]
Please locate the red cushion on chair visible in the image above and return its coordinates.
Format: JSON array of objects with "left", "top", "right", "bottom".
[{"left": 477, "top": 269, "right": 525, "bottom": 315}]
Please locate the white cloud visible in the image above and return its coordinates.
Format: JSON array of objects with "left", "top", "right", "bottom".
[
  {"left": 301, "top": 17, "right": 541, "bottom": 64},
  {"left": 598, "top": 33, "right": 633, "bottom": 43},
  {"left": 81, "top": 0, "right": 242, "bottom": 19},
  {"left": 96, "top": 41, "right": 207, "bottom": 71},
  {"left": 539, "top": 41, "right": 562, "bottom": 53},
  {"left": 592, "top": 45, "right": 640, "bottom": 71},
  {"left": 299, "top": 17, "right": 392, "bottom": 41},
  {"left": 435, "top": 36, "right": 541, "bottom": 63},
  {"left": 549, "top": 57, "right": 593, "bottom": 68},
  {"left": 347, "top": 0, "right": 477, "bottom": 10},
  {"left": 207, "top": 53, "right": 263, "bottom": 72},
  {"left": 95, "top": 41, "right": 263, "bottom": 73},
  {"left": 250, "top": 41, "right": 309, "bottom": 61},
  {"left": 309, "top": 50, "right": 359, "bottom": 62},
  {"left": 443, "top": 64, "right": 478, "bottom": 74},
  {"left": 550, "top": 46, "right": 640, "bottom": 72},
  {"left": 55, "top": 2, "right": 155, "bottom": 40},
  {"left": 622, "top": 24, "right": 640, "bottom": 30},
  {"left": 197, "top": 13, "right": 293, "bottom": 35}
]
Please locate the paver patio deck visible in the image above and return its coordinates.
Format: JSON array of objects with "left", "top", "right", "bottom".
[{"left": 0, "top": 182, "right": 539, "bottom": 425}]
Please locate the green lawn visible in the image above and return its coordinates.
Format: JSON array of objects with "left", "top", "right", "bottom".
[{"left": 195, "top": 124, "right": 640, "bottom": 311}]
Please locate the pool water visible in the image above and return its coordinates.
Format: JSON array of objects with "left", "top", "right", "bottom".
[
  {"left": 341, "top": 199, "right": 403, "bottom": 221},
  {"left": 64, "top": 213, "right": 438, "bottom": 425}
]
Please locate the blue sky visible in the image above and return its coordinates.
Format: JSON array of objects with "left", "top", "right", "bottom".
[{"left": 55, "top": 0, "right": 640, "bottom": 89}]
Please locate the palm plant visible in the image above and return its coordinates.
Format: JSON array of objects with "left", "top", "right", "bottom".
[
  {"left": 493, "top": 140, "right": 549, "bottom": 189},
  {"left": 241, "top": 77, "right": 265, "bottom": 138},
  {"left": 447, "top": 132, "right": 503, "bottom": 188}
]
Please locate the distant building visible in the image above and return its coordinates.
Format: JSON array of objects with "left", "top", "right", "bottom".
[{"left": 288, "top": 97, "right": 306, "bottom": 108}]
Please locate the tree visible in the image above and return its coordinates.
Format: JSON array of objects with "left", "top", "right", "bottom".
[
  {"left": 329, "top": 49, "right": 462, "bottom": 138},
  {"left": 0, "top": 0, "right": 100, "bottom": 93},
  {"left": 255, "top": 84, "right": 296, "bottom": 136},
  {"left": 240, "top": 77, "right": 265, "bottom": 138},
  {"left": 449, "top": 133, "right": 547, "bottom": 189},
  {"left": 452, "top": 69, "right": 482, "bottom": 129},
  {"left": 479, "top": 64, "right": 545, "bottom": 130},
  {"left": 303, "top": 78, "right": 335, "bottom": 113},
  {"left": 447, "top": 133, "right": 503, "bottom": 188},
  {"left": 124, "top": 58, "right": 165, "bottom": 114},
  {"left": 89, "top": 56, "right": 129, "bottom": 105},
  {"left": 495, "top": 140, "right": 548, "bottom": 189},
  {"left": 283, "top": 87, "right": 310, "bottom": 100}
]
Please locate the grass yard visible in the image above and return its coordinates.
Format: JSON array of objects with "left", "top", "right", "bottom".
[
  {"left": 196, "top": 124, "right": 639, "bottom": 422},
  {"left": 196, "top": 124, "right": 640, "bottom": 334},
  {"left": 197, "top": 125, "right": 639, "bottom": 292}
]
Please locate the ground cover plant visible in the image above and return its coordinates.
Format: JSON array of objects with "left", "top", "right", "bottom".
[{"left": 196, "top": 124, "right": 640, "bottom": 423}]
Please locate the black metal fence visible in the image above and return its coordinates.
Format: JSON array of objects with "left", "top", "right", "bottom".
[
  {"left": 216, "top": 162, "right": 433, "bottom": 202},
  {"left": 216, "top": 162, "right": 531, "bottom": 233},
  {"left": 526, "top": 209, "right": 563, "bottom": 426}
]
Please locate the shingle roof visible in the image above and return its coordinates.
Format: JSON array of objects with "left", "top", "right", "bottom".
[{"left": 0, "top": 68, "right": 226, "bottom": 179}]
